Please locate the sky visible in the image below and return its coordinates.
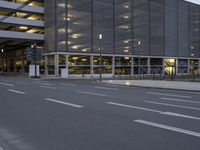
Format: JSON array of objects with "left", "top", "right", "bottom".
[{"left": 185, "top": 0, "right": 200, "bottom": 5}]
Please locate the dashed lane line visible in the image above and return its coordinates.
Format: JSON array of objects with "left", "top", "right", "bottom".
[
  {"left": 145, "top": 101, "right": 200, "bottom": 111},
  {"left": 107, "top": 102, "right": 200, "bottom": 120},
  {"left": 134, "top": 119, "right": 200, "bottom": 138},
  {"left": 161, "top": 97, "right": 200, "bottom": 104},
  {"left": 94, "top": 86, "right": 119, "bottom": 91},
  {"left": 39, "top": 86, "right": 56, "bottom": 90},
  {"left": 0, "top": 82, "right": 15, "bottom": 86},
  {"left": 45, "top": 98, "right": 84, "bottom": 108},
  {"left": 61, "top": 83, "right": 76, "bottom": 86},
  {"left": 0, "top": 146, "right": 4, "bottom": 150},
  {"left": 146, "top": 92, "right": 192, "bottom": 99},
  {"left": 8, "top": 89, "right": 26, "bottom": 95},
  {"left": 78, "top": 91, "right": 107, "bottom": 97}
]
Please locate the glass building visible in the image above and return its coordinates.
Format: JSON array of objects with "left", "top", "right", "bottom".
[
  {"left": 44, "top": 0, "right": 200, "bottom": 77},
  {"left": 0, "top": 0, "right": 200, "bottom": 77}
]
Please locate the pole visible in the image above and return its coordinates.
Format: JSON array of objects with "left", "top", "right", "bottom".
[
  {"left": 32, "top": 44, "right": 37, "bottom": 78},
  {"left": 100, "top": 37, "right": 102, "bottom": 82},
  {"left": 1, "top": 49, "right": 3, "bottom": 73}
]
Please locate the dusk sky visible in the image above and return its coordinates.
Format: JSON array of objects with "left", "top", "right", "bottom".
[{"left": 185, "top": 0, "right": 200, "bottom": 5}]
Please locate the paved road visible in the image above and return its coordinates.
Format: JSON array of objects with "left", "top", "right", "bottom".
[{"left": 0, "top": 76, "right": 200, "bottom": 150}]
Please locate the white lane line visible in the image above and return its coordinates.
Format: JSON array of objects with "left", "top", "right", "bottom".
[
  {"left": 0, "top": 82, "right": 14, "bottom": 86},
  {"left": 107, "top": 102, "right": 162, "bottom": 113},
  {"left": 61, "top": 83, "right": 76, "bottom": 86},
  {"left": 145, "top": 101, "right": 200, "bottom": 111},
  {"left": 45, "top": 98, "right": 83, "bottom": 108},
  {"left": 78, "top": 91, "right": 106, "bottom": 97},
  {"left": 39, "top": 86, "right": 56, "bottom": 90},
  {"left": 8, "top": 89, "right": 26, "bottom": 95},
  {"left": 94, "top": 86, "right": 119, "bottom": 91},
  {"left": 134, "top": 119, "right": 200, "bottom": 138},
  {"left": 160, "top": 112, "right": 200, "bottom": 120},
  {"left": 147, "top": 92, "right": 192, "bottom": 99},
  {"left": 0, "top": 146, "right": 4, "bottom": 150},
  {"left": 161, "top": 97, "right": 200, "bottom": 104},
  {"left": 107, "top": 102, "right": 200, "bottom": 120}
]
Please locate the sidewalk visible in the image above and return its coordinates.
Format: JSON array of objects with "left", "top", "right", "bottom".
[{"left": 103, "top": 80, "right": 200, "bottom": 92}]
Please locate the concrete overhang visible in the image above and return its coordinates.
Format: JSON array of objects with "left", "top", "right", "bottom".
[
  {"left": 0, "top": 15, "right": 44, "bottom": 27},
  {"left": 0, "top": 30, "right": 44, "bottom": 41},
  {"left": 0, "top": 1, "right": 44, "bottom": 14}
]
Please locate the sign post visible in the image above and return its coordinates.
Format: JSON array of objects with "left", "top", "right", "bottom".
[{"left": 26, "top": 44, "right": 42, "bottom": 78}]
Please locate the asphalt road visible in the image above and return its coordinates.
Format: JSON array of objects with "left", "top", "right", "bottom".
[{"left": 0, "top": 76, "right": 200, "bottom": 150}]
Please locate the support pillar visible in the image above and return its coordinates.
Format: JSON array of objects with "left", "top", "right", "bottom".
[
  {"left": 162, "top": 58, "right": 165, "bottom": 75},
  {"left": 187, "top": 59, "right": 190, "bottom": 74},
  {"left": 112, "top": 56, "right": 115, "bottom": 77},
  {"left": 147, "top": 57, "right": 151, "bottom": 75},
  {"left": 90, "top": 55, "right": 94, "bottom": 77},
  {"left": 7, "top": 59, "right": 10, "bottom": 73},
  {"left": 198, "top": 59, "right": 200, "bottom": 74},
  {"left": 44, "top": 56, "right": 48, "bottom": 76},
  {"left": 54, "top": 54, "right": 59, "bottom": 77},
  {"left": 175, "top": 59, "right": 179, "bottom": 75},
  {"left": 14, "top": 59, "right": 16, "bottom": 73},
  {"left": 131, "top": 57, "right": 134, "bottom": 76}
]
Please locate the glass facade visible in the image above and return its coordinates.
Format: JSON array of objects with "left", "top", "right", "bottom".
[
  {"left": 44, "top": 0, "right": 200, "bottom": 76},
  {"left": 45, "top": 0, "right": 200, "bottom": 58}
]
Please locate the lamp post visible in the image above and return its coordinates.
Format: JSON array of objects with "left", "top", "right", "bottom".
[
  {"left": 31, "top": 44, "right": 37, "bottom": 78},
  {"left": 1, "top": 48, "right": 4, "bottom": 73},
  {"left": 99, "top": 34, "right": 102, "bottom": 82}
]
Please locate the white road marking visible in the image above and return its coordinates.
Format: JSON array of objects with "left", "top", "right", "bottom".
[
  {"left": 160, "top": 112, "right": 200, "bottom": 120},
  {"left": 0, "top": 82, "right": 14, "bottom": 86},
  {"left": 107, "top": 102, "right": 200, "bottom": 120},
  {"left": 39, "top": 86, "right": 56, "bottom": 89},
  {"left": 0, "top": 146, "right": 4, "bottom": 150},
  {"left": 61, "top": 83, "right": 76, "bottom": 86},
  {"left": 8, "top": 89, "right": 26, "bottom": 95},
  {"left": 134, "top": 119, "right": 200, "bottom": 138},
  {"left": 147, "top": 92, "right": 192, "bottom": 98},
  {"left": 45, "top": 98, "right": 83, "bottom": 108},
  {"left": 169, "top": 90, "right": 200, "bottom": 95},
  {"left": 94, "top": 86, "right": 119, "bottom": 91},
  {"left": 146, "top": 101, "right": 200, "bottom": 111},
  {"left": 78, "top": 91, "right": 106, "bottom": 97},
  {"left": 107, "top": 102, "right": 162, "bottom": 113},
  {"left": 161, "top": 97, "right": 200, "bottom": 104}
]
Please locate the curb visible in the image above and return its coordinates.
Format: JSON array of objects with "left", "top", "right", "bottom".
[{"left": 101, "top": 82, "right": 200, "bottom": 93}]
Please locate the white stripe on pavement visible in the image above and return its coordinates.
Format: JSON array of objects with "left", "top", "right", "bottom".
[
  {"left": 146, "top": 92, "right": 192, "bottom": 98},
  {"left": 39, "top": 86, "right": 56, "bottom": 90},
  {"left": 45, "top": 98, "right": 83, "bottom": 108},
  {"left": 161, "top": 97, "right": 200, "bottom": 104},
  {"left": 0, "top": 146, "right": 4, "bottom": 150},
  {"left": 8, "top": 89, "right": 26, "bottom": 95},
  {"left": 78, "top": 91, "right": 106, "bottom": 97},
  {"left": 160, "top": 112, "right": 200, "bottom": 120},
  {"left": 145, "top": 101, "right": 200, "bottom": 111},
  {"left": 0, "top": 82, "right": 14, "bottom": 86},
  {"left": 134, "top": 119, "right": 200, "bottom": 138},
  {"left": 107, "top": 102, "right": 162, "bottom": 113},
  {"left": 61, "top": 83, "right": 76, "bottom": 86},
  {"left": 94, "top": 86, "right": 119, "bottom": 91},
  {"left": 107, "top": 102, "right": 200, "bottom": 120}
]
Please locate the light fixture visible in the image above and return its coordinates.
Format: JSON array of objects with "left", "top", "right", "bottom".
[
  {"left": 99, "top": 34, "right": 102, "bottom": 40},
  {"left": 1, "top": 49, "right": 3, "bottom": 53},
  {"left": 19, "top": 26, "right": 28, "bottom": 30}
]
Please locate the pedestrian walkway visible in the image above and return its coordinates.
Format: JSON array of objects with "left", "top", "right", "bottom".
[{"left": 103, "top": 80, "right": 200, "bottom": 92}]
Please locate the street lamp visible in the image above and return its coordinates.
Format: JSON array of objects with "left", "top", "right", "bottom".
[
  {"left": 1, "top": 49, "right": 4, "bottom": 73},
  {"left": 99, "top": 34, "right": 102, "bottom": 82}
]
